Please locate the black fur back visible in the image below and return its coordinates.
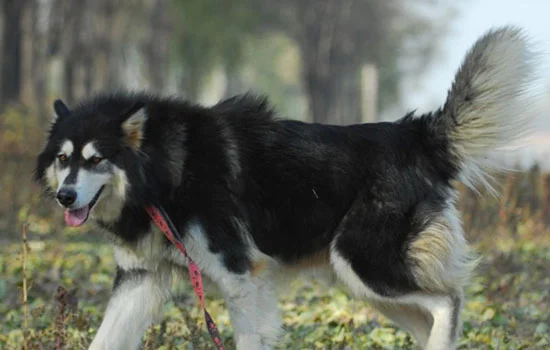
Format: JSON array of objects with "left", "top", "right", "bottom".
[{"left": 37, "top": 92, "right": 457, "bottom": 280}]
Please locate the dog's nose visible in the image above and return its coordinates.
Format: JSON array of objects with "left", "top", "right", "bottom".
[{"left": 57, "top": 188, "right": 77, "bottom": 207}]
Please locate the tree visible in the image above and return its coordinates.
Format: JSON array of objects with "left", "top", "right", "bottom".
[
  {"left": 170, "top": 0, "right": 258, "bottom": 99},
  {"left": 252, "top": 0, "right": 454, "bottom": 124},
  {"left": 1, "top": 0, "right": 28, "bottom": 108},
  {"left": 43, "top": 0, "right": 148, "bottom": 103},
  {"left": 142, "top": 0, "right": 171, "bottom": 92}
]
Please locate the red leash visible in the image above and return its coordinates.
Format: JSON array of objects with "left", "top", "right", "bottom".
[{"left": 145, "top": 206, "right": 225, "bottom": 350}]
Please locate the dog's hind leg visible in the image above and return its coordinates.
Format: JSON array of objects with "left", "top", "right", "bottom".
[
  {"left": 329, "top": 197, "right": 473, "bottom": 350},
  {"left": 373, "top": 292, "right": 463, "bottom": 350},
  {"left": 330, "top": 246, "right": 435, "bottom": 349},
  {"left": 404, "top": 203, "right": 470, "bottom": 349},
  {"left": 331, "top": 245, "right": 465, "bottom": 349},
  {"left": 411, "top": 292, "right": 463, "bottom": 350},
  {"left": 371, "top": 300, "right": 432, "bottom": 348}
]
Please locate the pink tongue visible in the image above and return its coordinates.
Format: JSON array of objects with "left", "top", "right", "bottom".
[{"left": 64, "top": 206, "right": 90, "bottom": 227}]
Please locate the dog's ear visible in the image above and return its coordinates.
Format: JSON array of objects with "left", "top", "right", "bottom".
[
  {"left": 53, "top": 99, "right": 70, "bottom": 121},
  {"left": 120, "top": 102, "right": 147, "bottom": 150}
]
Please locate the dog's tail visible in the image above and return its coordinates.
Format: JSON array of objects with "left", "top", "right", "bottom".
[{"left": 427, "top": 26, "right": 539, "bottom": 193}]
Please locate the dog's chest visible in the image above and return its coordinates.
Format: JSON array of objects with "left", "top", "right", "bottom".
[
  {"left": 112, "top": 227, "right": 167, "bottom": 270},
  {"left": 110, "top": 221, "right": 220, "bottom": 275}
]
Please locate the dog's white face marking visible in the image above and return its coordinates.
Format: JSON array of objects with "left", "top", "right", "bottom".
[
  {"left": 73, "top": 142, "right": 109, "bottom": 209},
  {"left": 55, "top": 165, "right": 71, "bottom": 193},
  {"left": 60, "top": 140, "right": 74, "bottom": 157},
  {"left": 71, "top": 169, "right": 111, "bottom": 209},
  {"left": 51, "top": 140, "right": 74, "bottom": 191},
  {"left": 82, "top": 141, "right": 101, "bottom": 160}
]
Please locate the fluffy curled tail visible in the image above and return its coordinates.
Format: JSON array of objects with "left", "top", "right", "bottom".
[{"left": 435, "top": 26, "right": 540, "bottom": 192}]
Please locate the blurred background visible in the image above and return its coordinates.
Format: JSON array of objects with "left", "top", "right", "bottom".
[{"left": 0, "top": 0, "right": 549, "bottom": 348}]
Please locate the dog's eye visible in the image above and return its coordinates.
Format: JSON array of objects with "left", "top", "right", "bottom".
[
  {"left": 90, "top": 156, "right": 103, "bottom": 165},
  {"left": 57, "top": 154, "right": 68, "bottom": 162}
]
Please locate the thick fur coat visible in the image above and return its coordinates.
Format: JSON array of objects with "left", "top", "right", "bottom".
[{"left": 36, "top": 27, "right": 538, "bottom": 350}]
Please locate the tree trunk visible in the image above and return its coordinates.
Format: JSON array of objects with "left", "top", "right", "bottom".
[
  {"left": 303, "top": 68, "right": 338, "bottom": 124},
  {"left": 1, "top": 0, "right": 27, "bottom": 108},
  {"left": 297, "top": 0, "right": 361, "bottom": 125},
  {"left": 83, "top": 57, "right": 93, "bottom": 95},
  {"left": 542, "top": 173, "right": 550, "bottom": 225},
  {"left": 144, "top": 0, "right": 169, "bottom": 92},
  {"left": 224, "top": 69, "right": 245, "bottom": 98},
  {"left": 63, "top": 59, "right": 75, "bottom": 104},
  {"left": 338, "top": 68, "right": 362, "bottom": 124},
  {"left": 302, "top": 51, "right": 361, "bottom": 125},
  {"left": 30, "top": 0, "right": 47, "bottom": 119},
  {"left": 181, "top": 69, "right": 201, "bottom": 101},
  {"left": 360, "top": 64, "right": 378, "bottom": 123},
  {"left": 60, "top": 0, "right": 83, "bottom": 104}
]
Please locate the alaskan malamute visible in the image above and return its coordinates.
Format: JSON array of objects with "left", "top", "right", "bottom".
[{"left": 36, "top": 27, "right": 538, "bottom": 349}]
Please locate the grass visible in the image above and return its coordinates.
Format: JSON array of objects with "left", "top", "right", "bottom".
[
  {"left": 0, "top": 222, "right": 549, "bottom": 349},
  {"left": 1, "top": 174, "right": 550, "bottom": 349}
]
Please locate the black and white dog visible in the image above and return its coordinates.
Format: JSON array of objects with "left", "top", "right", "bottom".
[{"left": 36, "top": 27, "right": 537, "bottom": 350}]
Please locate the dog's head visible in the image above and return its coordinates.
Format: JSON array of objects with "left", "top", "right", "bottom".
[{"left": 36, "top": 98, "right": 148, "bottom": 227}]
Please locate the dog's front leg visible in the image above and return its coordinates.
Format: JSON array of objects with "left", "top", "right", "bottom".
[{"left": 89, "top": 264, "right": 171, "bottom": 350}]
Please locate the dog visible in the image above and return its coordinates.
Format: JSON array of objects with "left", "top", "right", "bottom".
[{"left": 36, "top": 27, "right": 537, "bottom": 350}]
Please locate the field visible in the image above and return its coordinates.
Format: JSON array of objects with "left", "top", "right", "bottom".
[{"left": 1, "top": 173, "right": 549, "bottom": 349}]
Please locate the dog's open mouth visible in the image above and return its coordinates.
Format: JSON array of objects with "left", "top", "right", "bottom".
[{"left": 64, "top": 186, "right": 104, "bottom": 227}]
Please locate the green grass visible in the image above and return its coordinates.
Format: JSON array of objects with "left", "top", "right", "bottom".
[{"left": 1, "top": 225, "right": 548, "bottom": 350}]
